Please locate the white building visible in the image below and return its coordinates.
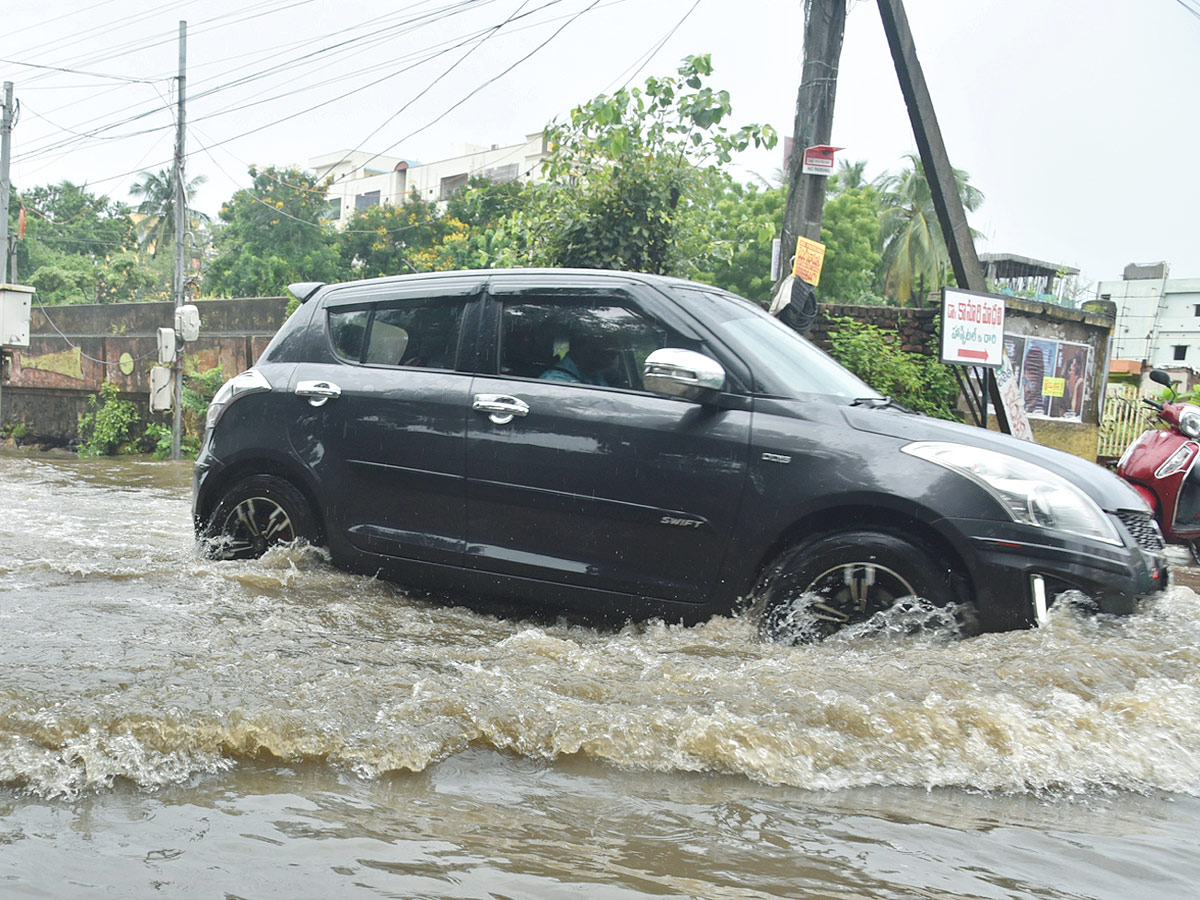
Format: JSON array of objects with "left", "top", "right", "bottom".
[
  {"left": 1101, "top": 262, "right": 1200, "bottom": 369},
  {"left": 310, "top": 133, "right": 549, "bottom": 229}
]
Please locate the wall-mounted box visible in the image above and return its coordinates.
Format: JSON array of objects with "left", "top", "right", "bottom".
[{"left": 1, "top": 284, "right": 33, "bottom": 348}]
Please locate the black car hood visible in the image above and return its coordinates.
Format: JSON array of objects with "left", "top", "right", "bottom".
[{"left": 843, "top": 406, "right": 1150, "bottom": 512}]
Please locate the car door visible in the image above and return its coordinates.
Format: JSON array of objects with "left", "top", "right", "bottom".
[
  {"left": 287, "top": 278, "right": 482, "bottom": 566},
  {"left": 464, "top": 279, "right": 752, "bottom": 606}
]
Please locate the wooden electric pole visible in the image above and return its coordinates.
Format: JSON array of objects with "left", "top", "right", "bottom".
[
  {"left": 875, "top": 0, "right": 1011, "bottom": 434},
  {"left": 780, "top": 0, "right": 847, "bottom": 265}
]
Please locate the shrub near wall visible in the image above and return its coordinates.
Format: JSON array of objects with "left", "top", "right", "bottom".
[
  {"left": 809, "top": 304, "right": 941, "bottom": 357},
  {"left": 812, "top": 300, "right": 1112, "bottom": 463}
]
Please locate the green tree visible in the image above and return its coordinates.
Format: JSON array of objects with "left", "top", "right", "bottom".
[
  {"left": 690, "top": 175, "right": 783, "bottom": 304},
  {"left": 128, "top": 168, "right": 211, "bottom": 257},
  {"left": 532, "top": 55, "right": 776, "bottom": 275},
  {"left": 11, "top": 181, "right": 142, "bottom": 303},
  {"left": 205, "top": 166, "right": 343, "bottom": 298},
  {"left": 818, "top": 183, "right": 883, "bottom": 304},
  {"left": 876, "top": 153, "right": 983, "bottom": 306},
  {"left": 828, "top": 158, "right": 871, "bottom": 194},
  {"left": 444, "top": 176, "right": 526, "bottom": 230},
  {"left": 336, "top": 194, "right": 461, "bottom": 278}
]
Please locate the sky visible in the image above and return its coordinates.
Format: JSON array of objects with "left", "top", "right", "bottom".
[{"left": 2, "top": 0, "right": 1199, "bottom": 293}]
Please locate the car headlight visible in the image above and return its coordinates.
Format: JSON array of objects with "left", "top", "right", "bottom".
[
  {"left": 1178, "top": 405, "right": 1200, "bottom": 439},
  {"left": 206, "top": 368, "right": 272, "bottom": 430},
  {"left": 902, "top": 441, "right": 1122, "bottom": 545}
]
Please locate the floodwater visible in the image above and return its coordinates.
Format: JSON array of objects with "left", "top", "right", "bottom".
[{"left": 1, "top": 450, "right": 1199, "bottom": 899}]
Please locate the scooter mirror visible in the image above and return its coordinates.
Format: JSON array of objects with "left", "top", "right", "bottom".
[{"left": 1150, "top": 369, "right": 1173, "bottom": 388}]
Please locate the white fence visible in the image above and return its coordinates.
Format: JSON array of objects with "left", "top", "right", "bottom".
[{"left": 1097, "top": 383, "right": 1157, "bottom": 460}]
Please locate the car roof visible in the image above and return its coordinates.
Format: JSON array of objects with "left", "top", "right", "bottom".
[{"left": 291, "top": 268, "right": 702, "bottom": 303}]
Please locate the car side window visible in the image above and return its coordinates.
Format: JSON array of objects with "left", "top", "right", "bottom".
[
  {"left": 329, "top": 308, "right": 370, "bottom": 362},
  {"left": 500, "top": 300, "right": 679, "bottom": 390},
  {"left": 328, "top": 299, "right": 464, "bottom": 369}
]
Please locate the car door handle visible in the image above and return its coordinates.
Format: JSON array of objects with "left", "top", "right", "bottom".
[
  {"left": 296, "top": 380, "right": 341, "bottom": 407},
  {"left": 473, "top": 393, "right": 529, "bottom": 425}
]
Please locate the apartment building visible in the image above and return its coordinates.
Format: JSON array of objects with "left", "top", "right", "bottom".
[
  {"left": 1101, "top": 262, "right": 1200, "bottom": 368},
  {"left": 310, "top": 133, "right": 548, "bottom": 229}
]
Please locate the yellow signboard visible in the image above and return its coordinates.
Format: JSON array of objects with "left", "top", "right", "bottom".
[
  {"left": 1042, "top": 376, "right": 1065, "bottom": 398},
  {"left": 791, "top": 236, "right": 826, "bottom": 287}
]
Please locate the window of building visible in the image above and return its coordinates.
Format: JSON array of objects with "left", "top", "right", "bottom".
[
  {"left": 326, "top": 197, "right": 342, "bottom": 220},
  {"left": 439, "top": 174, "right": 469, "bottom": 200},
  {"left": 483, "top": 163, "right": 518, "bottom": 184},
  {"left": 1193, "top": 303, "right": 1200, "bottom": 317},
  {"left": 355, "top": 190, "right": 380, "bottom": 212},
  {"left": 1174, "top": 345, "right": 1188, "bottom": 361}
]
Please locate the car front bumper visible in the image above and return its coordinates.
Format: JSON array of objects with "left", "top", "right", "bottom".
[{"left": 949, "top": 516, "right": 1168, "bottom": 632}]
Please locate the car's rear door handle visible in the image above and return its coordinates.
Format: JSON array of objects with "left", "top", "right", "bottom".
[
  {"left": 296, "top": 380, "right": 341, "bottom": 407},
  {"left": 473, "top": 393, "right": 529, "bottom": 425}
]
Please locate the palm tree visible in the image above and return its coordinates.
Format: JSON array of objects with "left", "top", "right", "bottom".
[
  {"left": 829, "top": 158, "right": 870, "bottom": 194},
  {"left": 876, "top": 153, "right": 983, "bottom": 306},
  {"left": 128, "top": 169, "right": 209, "bottom": 257}
]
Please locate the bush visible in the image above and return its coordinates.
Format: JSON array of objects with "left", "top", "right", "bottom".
[
  {"left": 78, "top": 381, "right": 141, "bottom": 457},
  {"left": 825, "top": 315, "right": 959, "bottom": 420}
]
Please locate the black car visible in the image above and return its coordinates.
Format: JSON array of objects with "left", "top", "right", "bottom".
[{"left": 193, "top": 268, "right": 1167, "bottom": 639}]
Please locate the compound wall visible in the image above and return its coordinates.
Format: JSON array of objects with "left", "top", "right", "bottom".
[{"left": 1, "top": 297, "right": 288, "bottom": 446}]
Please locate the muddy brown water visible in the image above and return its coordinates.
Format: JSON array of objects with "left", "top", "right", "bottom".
[{"left": 1, "top": 449, "right": 1198, "bottom": 899}]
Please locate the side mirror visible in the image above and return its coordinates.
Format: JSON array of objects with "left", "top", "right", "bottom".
[
  {"left": 1149, "top": 369, "right": 1177, "bottom": 399},
  {"left": 643, "top": 348, "right": 725, "bottom": 401},
  {"left": 1150, "top": 369, "right": 1173, "bottom": 387}
]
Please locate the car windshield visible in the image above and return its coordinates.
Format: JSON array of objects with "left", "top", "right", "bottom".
[{"left": 670, "top": 286, "right": 882, "bottom": 401}]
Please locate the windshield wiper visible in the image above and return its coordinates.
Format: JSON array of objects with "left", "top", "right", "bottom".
[{"left": 850, "top": 396, "right": 911, "bottom": 412}]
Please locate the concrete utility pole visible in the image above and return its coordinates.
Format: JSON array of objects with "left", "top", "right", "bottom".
[
  {"left": 875, "top": 0, "right": 1010, "bottom": 434},
  {"left": 780, "top": 0, "right": 847, "bottom": 266},
  {"left": 171, "top": 21, "right": 187, "bottom": 461},
  {"left": 1, "top": 82, "right": 14, "bottom": 285}
]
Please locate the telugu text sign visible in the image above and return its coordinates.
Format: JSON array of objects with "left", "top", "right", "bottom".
[
  {"left": 941, "top": 288, "right": 1005, "bottom": 368},
  {"left": 791, "top": 236, "right": 826, "bottom": 286}
]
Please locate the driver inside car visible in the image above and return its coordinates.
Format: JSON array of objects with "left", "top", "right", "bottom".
[{"left": 540, "top": 330, "right": 621, "bottom": 386}]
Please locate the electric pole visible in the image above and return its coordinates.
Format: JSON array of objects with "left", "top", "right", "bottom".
[
  {"left": 780, "top": 0, "right": 847, "bottom": 266},
  {"left": 875, "top": 0, "right": 1010, "bottom": 433},
  {"left": 171, "top": 21, "right": 187, "bottom": 461},
  {"left": 1, "top": 82, "right": 14, "bottom": 285}
]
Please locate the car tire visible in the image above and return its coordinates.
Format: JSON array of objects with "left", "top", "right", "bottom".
[
  {"left": 202, "top": 474, "right": 319, "bottom": 560},
  {"left": 756, "top": 529, "right": 960, "bottom": 643}
]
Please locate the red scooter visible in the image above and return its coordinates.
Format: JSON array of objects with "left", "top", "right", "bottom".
[{"left": 1117, "top": 370, "right": 1200, "bottom": 559}]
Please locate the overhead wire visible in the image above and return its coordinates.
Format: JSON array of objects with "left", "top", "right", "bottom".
[
  {"left": 607, "top": 0, "right": 702, "bottom": 93},
  {"left": 7, "top": 0, "right": 651, "bottom": 228},
  {"left": 11, "top": 1, "right": 506, "bottom": 165},
  {"left": 1172, "top": 0, "right": 1200, "bottom": 20}
]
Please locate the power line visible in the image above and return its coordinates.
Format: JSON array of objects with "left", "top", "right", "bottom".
[
  {"left": 11, "top": 2, "right": 508, "bottom": 166},
  {"left": 6, "top": 0, "right": 654, "bottom": 214},
  {"left": 608, "top": 0, "right": 702, "bottom": 92},
  {"left": 1172, "top": 0, "right": 1200, "bottom": 20}
]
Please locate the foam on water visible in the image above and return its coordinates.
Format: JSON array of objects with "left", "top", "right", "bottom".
[{"left": 2, "top": 452, "right": 1199, "bottom": 799}]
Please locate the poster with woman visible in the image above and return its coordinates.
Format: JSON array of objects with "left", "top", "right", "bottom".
[{"left": 1047, "top": 342, "right": 1092, "bottom": 420}]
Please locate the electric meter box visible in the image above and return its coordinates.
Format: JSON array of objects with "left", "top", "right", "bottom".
[
  {"left": 0, "top": 284, "right": 34, "bottom": 348},
  {"left": 157, "top": 327, "right": 177, "bottom": 365},
  {"left": 175, "top": 304, "right": 201, "bottom": 343},
  {"left": 149, "top": 366, "right": 173, "bottom": 412}
]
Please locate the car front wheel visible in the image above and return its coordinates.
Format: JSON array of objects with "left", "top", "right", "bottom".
[
  {"left": 202, "top": 475, "right": 319, "bottom": 560},
  {"left": 756, "top": 529, "right": 960, "bottom": 642}
]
